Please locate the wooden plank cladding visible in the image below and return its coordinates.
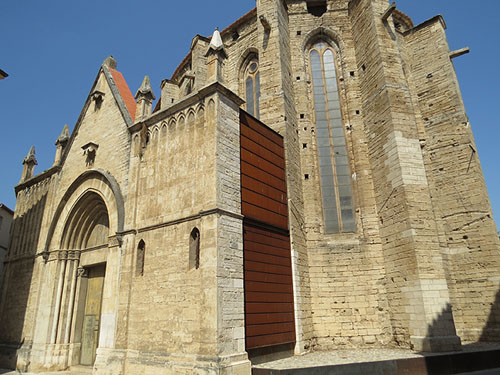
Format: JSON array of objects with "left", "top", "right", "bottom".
[
  {"left": 244, "top": 224, "right": 295, "bottom": 349},
  {"left": 240, "top": 110, "right": 295, "bottom": 351},
  {"left": 240, "top": 110, "right": 288, "bottom": 231}
]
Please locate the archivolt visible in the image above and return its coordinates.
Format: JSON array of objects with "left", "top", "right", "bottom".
[
  {"left": 60, "top": 192, "right": 109, "bottom": 250},
  {"left": 44, "top": 169, "right": 124, "bottom": 251},
  {"left": 302, "top": 26, "right": 344, "bottom": 53}
]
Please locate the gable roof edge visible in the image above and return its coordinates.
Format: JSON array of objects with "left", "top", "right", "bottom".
[
  {"left": 58, "top": 65, "right": 134, "bottom": 168},
  {"left": 102, "top": 65, "right": 135, "bottom": 126}
]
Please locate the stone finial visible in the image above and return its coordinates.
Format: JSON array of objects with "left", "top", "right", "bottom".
[
  {"left": 23, "top": 146, "right": 37, "bottom": 165},
  {"left": 102, "top": 56, "right": 117, "bottom": 69},
  {"left": 55, "top": 124, "right": 70, "bottom": 146},
  {"left": 135, "top": 76, "right": 155, "bottom": 101},
  {"left": 206, "top": 27, "right": 227, "bottom": 57},
  {"left": 206, "top": 28, "right": 227, "bottom": 84},
  {"left": 20, "top": 146, "right": 37, "bottom": 183},
  {"left": 135, "top": 76, "right": 156, "bottom": 121},
  {"left": 209, "top": 27, "right": 223, "bottom": 49},
  {"left": 53, "top": 125, "right": 70, "bottom": 166}
]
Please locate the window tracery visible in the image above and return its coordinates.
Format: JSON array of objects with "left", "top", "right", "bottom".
[
  {"left": 244, "top": 58, "right": 260, "bottom": 118},
  {"left": 309, "top": 40, "right": 356, "bottom": 233}
]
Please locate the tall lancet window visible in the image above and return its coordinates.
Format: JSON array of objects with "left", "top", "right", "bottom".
[
  {"left": 310, "top": 40, "right": 356, "bottom": 233},
  {"left": 245, "top": 58, "right": 260, "bottom": 118}
]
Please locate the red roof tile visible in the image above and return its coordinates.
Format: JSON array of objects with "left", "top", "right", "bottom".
[{"left": 109, "top": 68, "right": 136, "bottom": 122}]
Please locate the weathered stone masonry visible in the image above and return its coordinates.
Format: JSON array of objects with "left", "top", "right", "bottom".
[{"left": 1, "top": 0, "right": 499, "bottom": 374}]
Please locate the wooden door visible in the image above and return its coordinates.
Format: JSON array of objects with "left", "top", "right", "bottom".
[{"left": 80, "top": 264, "right": 105, "bottom": 366}]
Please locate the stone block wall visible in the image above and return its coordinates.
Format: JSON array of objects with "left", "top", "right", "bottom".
[
  {"left": 403, "top": 17, "right": 500, "bottom": 343},
  {"left": 2, "top": 1, "right": 500, "bottom": 373},
  {"left": 0, "top": 175, "right": 53, "bottom": 369}
]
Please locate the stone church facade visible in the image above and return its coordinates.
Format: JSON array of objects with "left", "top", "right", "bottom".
[{"left": 1, "top": 0, "right": 500, "bottom": 374}]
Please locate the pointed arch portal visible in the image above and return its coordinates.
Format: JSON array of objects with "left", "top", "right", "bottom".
[{"left": 42, "top": 169, "right": 124, "bottom": 368}]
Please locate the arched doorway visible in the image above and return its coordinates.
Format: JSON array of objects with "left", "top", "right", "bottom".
[{"left": 58, "top": 191, "right": 110, "bottom": 366}]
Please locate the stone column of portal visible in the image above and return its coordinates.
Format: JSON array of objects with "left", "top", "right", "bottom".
[
  {"left": 28, "top": 252, "right": 68, "bottom": 372},
  {"left": 93, "top": 237, "right": 125, "bottom": 375},
  {"left": 349, "top": 0, "right": 460, "bottom": 352},
  {"left": 256, "top": 0, "right": 312, "bottom": 354}
]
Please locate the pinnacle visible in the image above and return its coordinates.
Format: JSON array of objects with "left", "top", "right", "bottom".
[
  {"left": 135, "top": 76, "right": 156, "bottom": 100},
  {"left": 23, "top": 146, "right": 37, "bottom": 165},
  {"left": 56, "top": 124, "right": 70, "bottom": 145},
  {"left": 209, "top": 27, "right": 224, "bottom": 50}
]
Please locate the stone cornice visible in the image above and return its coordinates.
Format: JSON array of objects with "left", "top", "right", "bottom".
[
  {"left": 14, "top": 165, "right": 61, "bottom": 194},
  {"left": 128, "top": 81, "right": 244, "bottom": 133}
]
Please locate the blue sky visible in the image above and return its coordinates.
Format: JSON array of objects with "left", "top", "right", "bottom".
[{"left": 1, "top": 1, "right": 498, "bottom": 231}]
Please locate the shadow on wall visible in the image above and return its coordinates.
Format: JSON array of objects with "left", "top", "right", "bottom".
[
  {"left": 419, "top": 285, "right": 500, "bottom": 373},
  {"left": 424, "top": 303, "right": 458, "bottom": 352},
  {"left": 478, "top": 282, "right": 500, "bottom": 343},
  {"left": 423, "top": 282, "right": 500, "bottom": 352},
  {"left": 0, "top": 193, "right": 47, "bottom": 370}
]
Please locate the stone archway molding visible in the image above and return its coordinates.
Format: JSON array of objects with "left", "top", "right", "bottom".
[{"left": 43, "top": 169, "right": 125, "bottom": 253}]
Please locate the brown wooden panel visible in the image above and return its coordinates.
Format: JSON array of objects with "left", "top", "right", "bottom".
[
  {"left": 242, "top": 196, "right": 288, "bottom": 225},
  {"left": 244, "top": 230, "right": 291, "bottom": 250},
  {"left": 245, "top": 260, "right": 292, "bottom": 276},
  {"left": 245, "top": 223, "right": 290, "bottom": 239},
  {"left": 240, "top": 111, "right": 284, "bottom": 152},
  {"left": 241, "top": 136, "right": 285, "bottom": 169},
  {"left": 246, "top": 332, "right": 296, "bottom": 349},
  {"left": 245, "top": 281, "right": 293, "bottom": 294},
  {"left": 245, "top": 312, "right": 295, "bottom": 325},
  {"left": 245, "top": 270, "right": 292, "bottom": 285},
  {"left": 244, "top": 240, "right": 291, "bottom": 259},
  {"left": 242, "top": 188, "right": 288, "bottom": 215},
  {"left": 241, "top": 148, "right": 286, "bottom": 182},
  {"left": 245, "top": 250, "right": 291, "bottom": 267},
  {"left": 240, "top": 126, "right": 285, "bottom": 162},
  {"left": 241, "top": 112, "right": 294, "bottom": 351},
  {"left": 246, "top": 322, "right": 295, "bottom": 337},
  {"left": 240, "top": 110, "right": 283, "bottom": 145},
  {"left": 242, "top": 175, "right": 287, "bottom": 203},
  {"left": 241, "top": 161, "right": 286, "bottom": 192},
  {"left": 245, "top": 302, "right": 294, "bottom": 314},
  {"left": 245, "top": 291, "right": 293, "bottom": 303},
  {"left": 242, "top": 202, "right": 288, "bottom": 229}
]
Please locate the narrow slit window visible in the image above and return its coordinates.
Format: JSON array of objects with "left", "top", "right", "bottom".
[
  {"left": 189, "top": 228, "right": 200, "bottom": 270},
  {"left": 309, "top": 41, "right": 356, "bottom": 233},
  {"left": 136, "top": 240, "right": 145, "bottom": 276}
]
